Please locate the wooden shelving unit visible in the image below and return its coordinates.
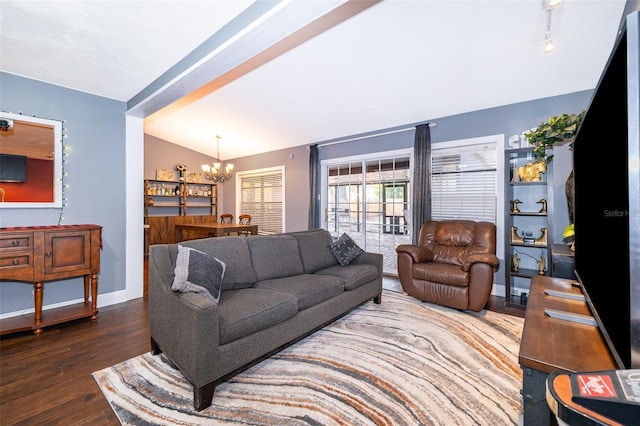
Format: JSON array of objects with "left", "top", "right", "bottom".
[
  {"left": 143, "top": 177, "right": 218, "bottom": 254},
  {"left": 504, "top": 147, "right": 553, "bottom": 310}
]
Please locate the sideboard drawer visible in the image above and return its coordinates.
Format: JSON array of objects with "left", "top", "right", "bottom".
[
  {"left": 0, "top": 233, "right": 33, "bottom": 252},
  {"left": 0, "top": 252, "right": 34, "bottom": 281},
  {"left": 0, "top": 252, "right": 32, "bottom": 268}
]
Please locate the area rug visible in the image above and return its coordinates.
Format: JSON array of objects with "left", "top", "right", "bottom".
[{"left": 93, "top": 290, "right": 524, "bottom": 425}]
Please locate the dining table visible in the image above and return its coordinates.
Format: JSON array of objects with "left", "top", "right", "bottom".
[{"left": 175, "top": 223, "right": 258, "bottom": 242}]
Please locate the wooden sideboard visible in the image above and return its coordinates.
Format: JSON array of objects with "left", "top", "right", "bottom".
[
  {"left": 0, "top": 224, "right": 102, "bottom": 335},
  {"left": 519, "top": 275, "right": 617, "bottom": 425}
]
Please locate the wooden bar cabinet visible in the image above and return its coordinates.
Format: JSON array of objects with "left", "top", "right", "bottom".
[{"left": 0, "top": 224, "right": 102, "bottom": 335}]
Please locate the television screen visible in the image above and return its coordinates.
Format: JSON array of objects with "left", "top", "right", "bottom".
[
  {"left": 0, "top": 154, "right": 27, "bottom": 182},
  {"left": 574, "top": 10, "right": 640, "bottom": 370}
]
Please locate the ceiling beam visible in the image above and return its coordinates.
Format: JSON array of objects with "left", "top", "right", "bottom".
[{"left": 128, "top": 0, "right": 380, "bottom": 121}]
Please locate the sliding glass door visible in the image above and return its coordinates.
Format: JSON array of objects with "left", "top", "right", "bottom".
[{"left": 321, "top": 150, "right": 411, "bottom": 275}]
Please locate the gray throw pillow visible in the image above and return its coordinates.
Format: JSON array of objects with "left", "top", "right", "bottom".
[
  {"left": 172, "top": 245, "right": 226, "bottom": 303},
  {"left": 328, "top": 233, "right": 364, "bottom": 266}
]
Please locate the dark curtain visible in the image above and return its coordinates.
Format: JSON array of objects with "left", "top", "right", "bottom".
[
  {"left": 308, "top": 144, "right": 320, "bottom": 229},
  {"left": 411, "top": 124, "right": 432, "bottom": 244}
]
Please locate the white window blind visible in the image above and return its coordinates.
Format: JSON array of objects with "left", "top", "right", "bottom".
[
  {"left": 239, "top": 168, "right": 283, "bottom": 234},
  {"left": 431, "top": 142, "right": 497, "bottom": 222}
]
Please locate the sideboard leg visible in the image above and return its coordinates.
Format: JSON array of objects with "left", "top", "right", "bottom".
[
  {"left": 84, "top": 275, "right": 90, "bottom": 303},
  {"left": 32, "top": 281, "right": 44, "bottom": 335},
  {"left": 33, "top": 281, "right": 44, "bottom": 325},
  {"left": 90, "top": 273, "right": 98, "bottom": 320}
]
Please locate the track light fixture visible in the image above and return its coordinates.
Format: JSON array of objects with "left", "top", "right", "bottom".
[
  {"left": 544, "top": 32, "right": 554, "bottom": 53},
  {"left": 542, "top": 0, "right": 559, "bottom": 53}
]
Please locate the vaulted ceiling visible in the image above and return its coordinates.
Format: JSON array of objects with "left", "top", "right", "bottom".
[{"left": 0, "top": 0, "right": 629, "bottom": 160}]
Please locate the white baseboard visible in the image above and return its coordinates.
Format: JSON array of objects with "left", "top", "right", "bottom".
[
  {"left": 492, "top": 283, "right": 530, "bottom": 298},
  {"left": 492, "top": 283, "right": 506, "bottom": 297},
  {"left": 0, "top": 289, "right": 136, "bottom": 320}
]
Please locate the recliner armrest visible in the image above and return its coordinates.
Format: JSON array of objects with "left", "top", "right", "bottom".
[
  {"left": 462, "top": 253, "right": 500, "bottom": 271},
  {"left": 396, "top": 244, "right": 434, "bottom": 263}
]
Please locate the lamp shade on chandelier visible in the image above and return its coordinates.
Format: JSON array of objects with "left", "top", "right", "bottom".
[{"left": 201, "top": 135, "right": 234, "bottom": 183}]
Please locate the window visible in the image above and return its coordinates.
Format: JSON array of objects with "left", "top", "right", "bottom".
[
  {"left": 236, "top": 166, "right": 284, "bottom": 234},
  {"left": 319, "top": 136, "right": 504, "bottom": 275},
  {"left": 431, "top": 139, "right": 498, "bottom": 222}
]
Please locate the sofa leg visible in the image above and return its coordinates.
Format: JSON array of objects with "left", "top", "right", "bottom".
[
  {"left": 194, "top": 382, "right": 216, "bottom": 411},
  {"left": 373, "top": 293, "right": 382, "bottom": 304},
  {"left": 150, "top": 337, "right": 162, "bottom": 355}
]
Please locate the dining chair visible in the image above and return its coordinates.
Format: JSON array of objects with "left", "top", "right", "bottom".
[
  {"left": 238, "top": 214, "right": 252, "bottom": 236},
  {"left": 220, "top": 214, "right": 233, "bottom": 224}
]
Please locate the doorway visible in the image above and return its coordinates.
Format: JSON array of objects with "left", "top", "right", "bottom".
[{"left": 321, "top": 150, "right": 411, "bottom": 275}]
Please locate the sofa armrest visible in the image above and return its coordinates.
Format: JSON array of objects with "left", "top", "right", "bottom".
[
  {"left": 148, "top": 245, "right": 221, "bottom": 386},
  {"left": 351, "top": 250, "right": 383, "bottom": 284},
  {"left": 351, "top": 250, "right": 382, "bottom": 267},
  {"left": 396, "top": 244, "right": 434, "bottom": 263},
  {"left": 462, "top": 253, "right": 500, "bottom": 272}
]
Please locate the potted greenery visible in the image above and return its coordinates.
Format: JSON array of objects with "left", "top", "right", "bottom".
[
  {"left": 524, "top": 111, "right": 585, "bottom": 251},
  {"left": 523, "top": 110, "right": 585, "bottom": 163},
  {"left": 563, "top": 223, "right": 575, "bottom": 252}
]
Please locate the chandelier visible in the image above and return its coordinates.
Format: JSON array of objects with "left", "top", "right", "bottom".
[{"left": 201, "top": 135, "right": 234, "bottom": 183}]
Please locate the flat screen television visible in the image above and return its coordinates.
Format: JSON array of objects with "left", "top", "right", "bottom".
[
  {"left": 0, "top": 154, "right": 27, "bottom": 182},
  {"left": 573, "top": 9, "right": 639, "bottom": 369}
]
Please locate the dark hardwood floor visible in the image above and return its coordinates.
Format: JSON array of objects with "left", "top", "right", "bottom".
[
  {"left": 0, "top": 299, "right": 149, "bottom": 425},
  {"left": 0, "top": 262, "right": 519, "bottom": 425}
]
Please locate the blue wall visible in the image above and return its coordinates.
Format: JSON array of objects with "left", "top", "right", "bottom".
[
  {"left": 0, "top": 72, "right": 127, "bottom": 315},
  {"left": 1, "top": 68, "right": 592, "bottom": 316},
  {"left": 318, "top": 90, "right": 593, "bottom": 244},
  {"left": 319, "top": 91, "right": 591, "bottom": 159},
  {"left": 220, "top": 89, "right": 592, "bottom": 243}
]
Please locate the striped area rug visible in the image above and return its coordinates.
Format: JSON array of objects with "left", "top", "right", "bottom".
[{"left": 93, "top": 290, "right": 524, "bottom": 425}]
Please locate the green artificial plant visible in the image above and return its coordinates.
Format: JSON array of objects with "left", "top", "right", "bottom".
[
  {"left": 563, "top": 223, "right": 575, "bottom": 252},
  {"left": 563, "top": 223, "right": 574, "bottom": 240},
  {"left": 524, "top": 110, "right": 585, "bottom": 163}
]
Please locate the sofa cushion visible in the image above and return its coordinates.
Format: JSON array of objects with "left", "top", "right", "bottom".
[
  {"left": 177, "top": 237, "right": 256, "bottom": 289},
  {"left": 217, "top": 288, "right": 298, "bottom": 344},
  {"left": 254, "top": 274, "right": 343, "bottom": 310},
  {"left": 328, "top": 233, "right": 364, "bottom": 266},
  {"left": 315, "top": 264, "right": 378, "bottom": 291},
  {"left": 413, "top": 262, "right": 469, "bottom": 287},
  {"left": 289, "top": 229, "right": 338, "bottom": 273},
  {"left": 247, "top": 235, "right": 304, "bottom": 281},
  {"left": 171, "top": 245, "right": 226, "bottom": 303}
]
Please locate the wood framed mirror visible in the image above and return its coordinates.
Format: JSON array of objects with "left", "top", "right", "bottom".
[{"left": 0, "top": 112, "right": 63, "bottom": 208}]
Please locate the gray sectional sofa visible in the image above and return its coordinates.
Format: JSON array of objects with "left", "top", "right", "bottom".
[{"left": 148, "top": 228, "right": 382, "bottom": 411}]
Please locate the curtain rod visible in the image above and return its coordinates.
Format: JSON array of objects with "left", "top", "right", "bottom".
[{"left": 316, "top": 122, "right": 436, "bottom": 148}]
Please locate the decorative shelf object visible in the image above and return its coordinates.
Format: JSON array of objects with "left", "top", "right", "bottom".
[{"left": 504, "top": 147, "right": 554, "bottom": 309}]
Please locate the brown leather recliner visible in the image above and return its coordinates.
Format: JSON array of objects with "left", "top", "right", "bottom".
[{"left": 396, "top": 220, "right": 499, "bottom": 312}]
